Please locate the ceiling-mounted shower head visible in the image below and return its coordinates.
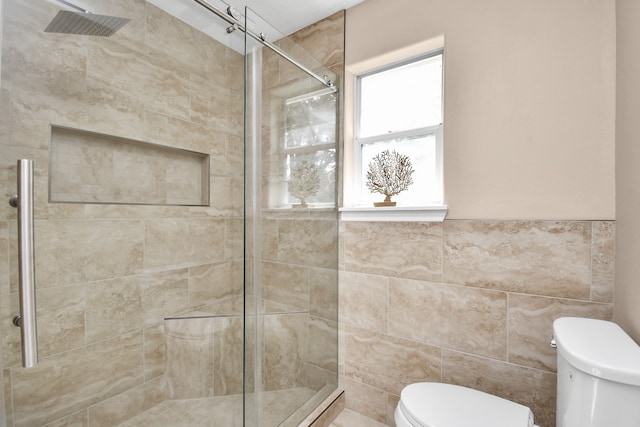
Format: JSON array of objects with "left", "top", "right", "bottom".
[{"left": 44, "top": 0, "right": 130, "bottom": 37}]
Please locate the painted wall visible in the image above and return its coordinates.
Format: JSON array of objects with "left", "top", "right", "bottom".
[
  {"left": 337, "top": 1, "right": 618, "bottom": 426},
  {"left": 345, "top": 0, "right": 616, "bottom": 220},
  {"left": 614, "top": 0, "right": 640, "bottom": 342}
]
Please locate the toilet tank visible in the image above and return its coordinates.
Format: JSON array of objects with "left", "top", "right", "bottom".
[{"left": 553, "top": 317, "right": 640, "bottom": 427}]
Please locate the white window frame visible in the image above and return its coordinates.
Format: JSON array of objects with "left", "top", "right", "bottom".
[
  {"left": 351, "top": 49, "right": 445, "bottom": 209},
  {"left": 280, "top": 87, "right": 338, "bottom": 208}
]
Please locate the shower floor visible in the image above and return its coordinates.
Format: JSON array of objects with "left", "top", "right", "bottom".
[{"left": 116, "top": 387, "right": 318, "bottom": 427}]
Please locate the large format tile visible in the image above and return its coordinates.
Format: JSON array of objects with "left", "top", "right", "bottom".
[
  {"left": 262, "top": 261, "right": 310, "bottom": 311},
  {"left": 442, "top": 349, "right": 556, "bottom": 427},
  {"left": 213, "top": 316, "right": 244, "bottom": 396},
  {"left": 11, "top": 332, "right": 144, "bottom": 427},
  {"left": 508, "top": 293, "right": 613, "bottom": 371},
  {"left": 263, "top": 313, "right": 308, "bottom": 391},
  {"left": 343, "top": 326, "right": 441, "bottom": 395},
  {"left": 339, "top": 376, "right": 388, "bottom": 425},
  {"left": 309, "top": 267, "right": 338, "bottom": 321},
  {"left": 591, "top": 221, "right": 615, "bottom": 302},
  {"left": 273, "top": 219, "right": 339, "bottom": 269},
  {"left": 2, "top": 285, "right": 87, "bottom": 368},
  {"left": 143, "top": 218, "right": 225, "bottom": 269},
  {"left": 0, "top": 222, "right": 8, "bottom": 296},
  {"left": 85, "top": 269, "right": 189, "bottom": 343},
  {"left": 87, "top": 376, "right": 167, "bottom": 427},
  {"left": 339, "top": 271, "right": 388, "bottom": 334},
  {"left": 164, "top": 317, "right": 216, "bottom": 399},
  {"left": 189, "top": 261, "right": 243, "bottom": 306},
  {"left": 443, "top": 220, "right": 591, "bottom": 298},
  {"left": 389, "top": 278, "right": 508, "bottom": 359},
  {"left": 290, "top": 11, "right": 345, "bottom": 68},
  {"left": 11, "top": 219, "right": 145, "bottom": 289},
  {"left": 344, "top": 222, "right": 442, "bottom": 282},
  {"left": 306, "top": 316, "right": 338, "bottom": 373}
]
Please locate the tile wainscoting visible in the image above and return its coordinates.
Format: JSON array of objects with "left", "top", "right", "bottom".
[{"left": 338, "top": 219, "right": 614, "bottom": 427}]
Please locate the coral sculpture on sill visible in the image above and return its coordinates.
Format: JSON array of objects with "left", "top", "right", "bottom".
[
  {"left": 366, "top": 149, "right": 414, "bottom": 207},
  {"left": 289, "top": 160, "right": 320, "bottom": 208}
]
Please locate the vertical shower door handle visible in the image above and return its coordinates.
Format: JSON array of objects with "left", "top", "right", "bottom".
[{"left": 9, "top": 159, "right": 38, "bottom": 368}]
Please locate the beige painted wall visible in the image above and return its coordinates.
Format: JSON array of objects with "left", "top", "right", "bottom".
[
  {"left": 344, "top": 0, "right": 616, "bottom": 220},
  {"left": 614, "top": 0, "right": 640, "bottom": 342}
]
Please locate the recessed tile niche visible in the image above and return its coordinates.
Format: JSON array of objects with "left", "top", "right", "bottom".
[{"left": 49, "top": 126, "right": 210, "bottom": 206}]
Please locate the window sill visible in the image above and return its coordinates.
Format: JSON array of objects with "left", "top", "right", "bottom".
[{"left": 339, "top": 205, "right": 448, "bottom": 222}]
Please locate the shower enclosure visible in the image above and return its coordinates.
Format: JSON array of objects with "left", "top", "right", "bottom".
[{"left": 0, "top": 0, "right": 339, "bottom": 425}]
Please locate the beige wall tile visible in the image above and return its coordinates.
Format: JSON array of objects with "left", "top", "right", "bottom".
[
  {"left": 189, "top": 261, "right": 242, "bottom": 306},
  {"left": 87, "top": 376, "right": 167, "bottom": 427},
  {"left": 164, "top": 317, "right": 215, "bottom": 399},
  {"left": 3, "top": 368, "right": 12, "bottom": 427},
  {"left": 86, "top": 269, "right": 189, "bottom": 343},
  {"left": 443, "top": 220, "right": 591, "bottom": 298},
  {"left": 33, "top": 285, "right": 86, "bottom": 362},
  {"left": 387, "top": 393, "right": 400, "bottom": 427},
  {"left": 262, "top": 261, "right": 310, "bottom": 311},
  {"left": 142, "top": 110, "right": 225, "bottom": 163},
  {"left": 43, "top": 411, "right": 87, "bottom": 427},
  {"left": 339, "top": 376, "right": 388, "bottom": 424},
  {"left": 274, "top": 219, "right": 339, "bottom": 269},
  {"left": 0, "top": 222, "right": 9, "bottom": 296},
  {"left": 290, "top": 11, "right": 345, "bottom": 68},
  {"left": 591, "top": 221, "right": 615, "bottom": 302},
  {"left": 12, "top": 219, "right": 145, "bottom": 289},
  {"left": 344, "top": 221, "right": 442, "bottom": 282},
  {"left": 144, "top": 4, "right": 226, "bottom": 84},
  {"left": 339, "top": 271, "right": 388, "bottom": 333},
  {"left": 213, "top": 316, "right": 244, "bottom": 396},
  {"left": 143, "top": 218, "right": 225, "bottom": 269},
  {"left": 389, "top": 278, "right": 508, "bottom": 359},
  {"left": 344, "top": 325, "right": 440, "bottom": 395},
  {"left": 11, "top": 332, "right": 144, "bottom": 427},
  {"left": 306, "top": 316, "right": 338, "bottom": 372},
  {"left": 442, "top": 349, "right": 556, "bottom": 427},
  {"left": 87, "top": 42, "right": 191, "bottom": 120},
  {"left": 508, "top": 293, "right": 613, "bottom": 371},
  {"left": 263, "top": 313, "right": 308, "bottom": 391},
  {"left": 190, "top": 75, "right": 243, "bottom": 137},
  {"left": 143, "top": 324, "right": 166, "bottom": 381},
  {"left": 309, "top": 267, "right": 338, "bottom": 321}
]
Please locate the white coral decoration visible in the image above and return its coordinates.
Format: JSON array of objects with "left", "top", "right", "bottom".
[
  {"left": 289, "top": 160, "right": 320, "bottom": 206},
  {"left": 366, "top": 150, "right": 414, "bottom": 199}
]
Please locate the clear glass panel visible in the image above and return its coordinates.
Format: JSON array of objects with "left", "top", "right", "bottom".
[
  {"left": 360, "top": 134, "right": 441, "bottom": 206},
  {"left": 0, "top": 0, "right": 245, "bottom": 425},
  {"left": 244, "top": 6, "right": 339, "bottom": 427},
  {"left": 359, "top": 53, "right": 443, "bottom": 138}
]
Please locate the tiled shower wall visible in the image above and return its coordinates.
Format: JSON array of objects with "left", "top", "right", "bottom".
[
  {"left": 338, "top": 220, "right": 614, "bottom": 427},
  {"left": 0, "top": 1, "right": 244, "bottom": 426},
  {"left": 256, "top": 11, "right": 345, "bottom": 398}
]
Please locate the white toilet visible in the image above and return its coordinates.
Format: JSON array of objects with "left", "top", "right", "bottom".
[{"left": 395, "top": 317, "right": 640, "bottom": 427}]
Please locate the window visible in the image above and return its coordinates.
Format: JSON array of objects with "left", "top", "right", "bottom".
[
  {"left": 282, "top": 88, "right": 337, "bottom": 207},
  {"left": 354, "top": 50, "right": 443, "bottom": 207}
]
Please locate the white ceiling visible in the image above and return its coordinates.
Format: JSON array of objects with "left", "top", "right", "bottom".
[{"left": 149, "top": 0, "right": 365, "bottom": 51}]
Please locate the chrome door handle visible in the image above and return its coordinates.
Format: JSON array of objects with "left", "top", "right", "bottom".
[{"left": 9, "top": 159, "right": 38, "bottom": 368}]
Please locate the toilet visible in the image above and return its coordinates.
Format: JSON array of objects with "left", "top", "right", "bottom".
[{"left": 395, "top": 317, "right": 640, "bottom": 427}]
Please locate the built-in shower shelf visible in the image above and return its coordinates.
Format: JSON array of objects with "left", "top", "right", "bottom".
[{"left": 49, "top": 125, "right": 210, "bottom": 206}]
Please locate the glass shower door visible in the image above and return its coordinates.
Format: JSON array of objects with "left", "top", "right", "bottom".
[
  {"left": 0, "top": 0, "right": 246, "bottom": 425},
  {"left": 243, "top": 6, "right": 340, "bottom": 426}
]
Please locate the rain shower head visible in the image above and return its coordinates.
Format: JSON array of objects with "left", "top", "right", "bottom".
[{"left": 44, "top": 0, "right": 130, "bottom": 37}]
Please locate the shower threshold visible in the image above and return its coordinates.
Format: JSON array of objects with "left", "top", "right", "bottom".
[{"left": 115, "top": 386, "right": 320, "bottom": 426}]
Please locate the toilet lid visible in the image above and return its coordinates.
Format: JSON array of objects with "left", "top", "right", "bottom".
[{"left": 399, "top": 383, "right": 534, "bottom": 427}]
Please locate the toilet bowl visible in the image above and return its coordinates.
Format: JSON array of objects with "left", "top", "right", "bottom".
[
  {"left": 395, "top": 317, "right": 640, "bottom": 427},
  {"left": 395, "top": 382, "right": 539, "bottom": 427}
]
